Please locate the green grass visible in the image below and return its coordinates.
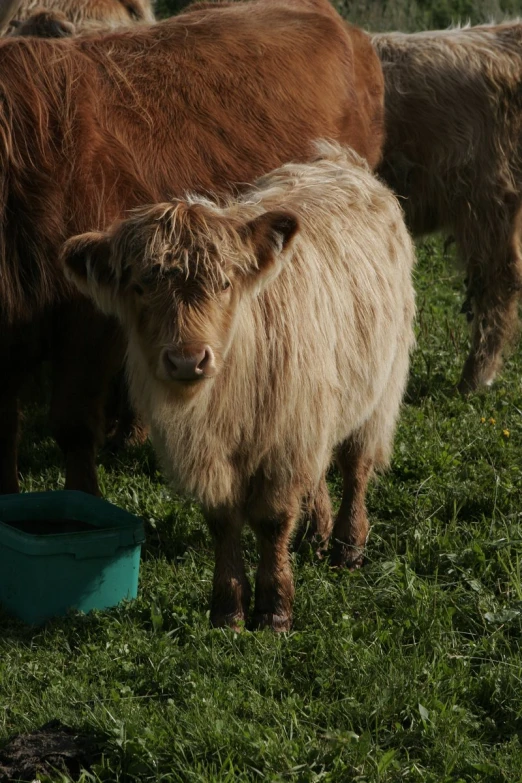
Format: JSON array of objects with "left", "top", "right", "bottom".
[{"left": 1, "top": 238, "right": 522, "bottom": 781}]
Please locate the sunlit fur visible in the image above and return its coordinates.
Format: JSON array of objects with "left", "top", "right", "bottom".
[
  {"left": 4, "top": 0, "right": 154, "bottom": 35},
  {"left": 65, "top": 141, "right": 416, "bottom": 512},
  {"left": 374, "top": 23, "right": 522, "bottom": 392}
]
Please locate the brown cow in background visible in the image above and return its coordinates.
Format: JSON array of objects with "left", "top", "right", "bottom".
[
  {"left": 0, "top": 0, "right": 384, "bottom": 500},
  {"left": 0, "top": 0, "right": 154, "bottom": 36},
  {"left": 62, "top": 142, "right": 416, "bottom": 630},
  {"left": 374, "top": 24, "right": 522, "bottom": 393}
]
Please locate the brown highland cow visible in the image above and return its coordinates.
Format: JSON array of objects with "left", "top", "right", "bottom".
[
  {"left": 62, "top": 142, "right": 416, "bottom": 631},
  {"left": 373, "top": 24, "right": 522, "bottom": 393},
  {"left": 0, "top": 0, "right": 384, "bottom": 499}
]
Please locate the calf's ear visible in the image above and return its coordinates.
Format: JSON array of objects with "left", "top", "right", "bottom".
[
  {"left": 61, "top": 231, "right": 124, "bottom": 313},
  {"left": 241, "top": 210, "right": 299, "bottom": 287}
]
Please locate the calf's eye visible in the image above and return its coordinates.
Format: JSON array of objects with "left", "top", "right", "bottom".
[
  {"left": 133, "top": 284, "right": 144, "bottom": 295},
  {"left": 222, "top": 280, "right": 231, "bottom": 291}
]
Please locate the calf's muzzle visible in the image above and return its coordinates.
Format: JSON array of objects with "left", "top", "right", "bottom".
[{"left": 161, "top": 344, "right": 216, "bottom": 381}]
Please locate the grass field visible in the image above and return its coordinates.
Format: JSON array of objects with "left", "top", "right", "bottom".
[{"left": 1, "top": 237, "right": 522, "bottom": 781}]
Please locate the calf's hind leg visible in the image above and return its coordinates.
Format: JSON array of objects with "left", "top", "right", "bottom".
[
  {"left": 329, "top": 436, "right": 373, "bottom": 569},
  {"left": 205, "top": 507, "right": 251, "bottom": 630},
  {"left": 293, "top": 475, "right": 333, "bottom": 555},
  {"left": 330, "top": 350, "right": 410, "bottom": 568}
]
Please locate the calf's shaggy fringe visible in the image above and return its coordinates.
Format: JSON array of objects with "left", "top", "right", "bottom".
[{"left": 63, "top": 142, "right": 416, "bottom": 630}]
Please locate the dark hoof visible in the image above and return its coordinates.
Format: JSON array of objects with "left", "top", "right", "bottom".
[
  {"left": 106, "top": 423, "right": 149, "bottom": 452},
  {"left": 210, "top": 611, "right": 246, "bottom": 632},
  {"left": 458, "top": 368, "right": 495, "bottom": 396},
  {"left": 457, "top": 378, "right": 477, "bottom": 396},
  {"left": 329, "top": 541, "right": 365, "bottom": 570},
  {"left": 250, "top": 612, "right": 292, "bottom": 632},
  {"left": 293, "top": 527, "right": 329, "bottom": 559}
]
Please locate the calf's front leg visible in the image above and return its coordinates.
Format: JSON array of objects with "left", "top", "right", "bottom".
[
  {"left": 205, "top": 507, "right": 251, "bottom": 631},
  {"left": 249, "top": 489, "right": 300, "bottom": 632}
]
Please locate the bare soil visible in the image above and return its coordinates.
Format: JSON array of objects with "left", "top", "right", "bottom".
[{"left": 0, "top": 720, "right": 98, "bottom": 782}]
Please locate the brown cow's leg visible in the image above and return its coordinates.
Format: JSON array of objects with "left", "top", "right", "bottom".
[
  {"left": 205, "top": 507, "right": 250, "bottom": 630},
  {"left": 329, "top": 437, "right": 373, "bottom": 569},
  {"left": 249, "top": 486, "right": 300, "bottom": 632},
  {"left": 459, "top": 270, "right": 521, "bottom": 393},
  {"left": 106, "top": 370, "right": 149, "bottom": 450},
  {"left": 0, "top": 374, "right": 21, "bottom": 494},
  {"left": 0, "top": 326, "right": 38, "bottom": 494},
  {"left": 50, "top": 301, "right": 124, "bottom": 496},
  {"left": 458, "top": 204, "right": 522, "bottom": 393}
]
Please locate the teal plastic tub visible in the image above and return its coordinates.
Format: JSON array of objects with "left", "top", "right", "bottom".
[{"left": 0, "top": 491, "right": 145, "bottom": 625}]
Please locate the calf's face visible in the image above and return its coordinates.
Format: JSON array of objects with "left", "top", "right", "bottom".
[{"left": 62, "top": 201, "right": 298, "bottom": 396}]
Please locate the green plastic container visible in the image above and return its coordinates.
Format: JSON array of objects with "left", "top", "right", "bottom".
[{"left": 0, "top": 491, "right": 145, "bottom": 625}]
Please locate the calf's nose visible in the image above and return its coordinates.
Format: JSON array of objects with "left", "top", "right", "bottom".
[{"left": 161, "top": 345, "right": 215, "bottom": 381}]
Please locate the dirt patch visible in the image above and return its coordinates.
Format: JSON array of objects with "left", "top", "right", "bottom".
[{"left": 0, "top": 720, "right": 99, "bottom": 782}]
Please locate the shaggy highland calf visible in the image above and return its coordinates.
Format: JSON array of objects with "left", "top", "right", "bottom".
[
  {"left": 0, "top": 0, "right": 154, "bottom": 36},
  {"left": 373, "top": 24, "right": 522, "bottom": 393},
  {"left": 62, "top": 143, "right": 416, "bottom": 631},
  {"left": 0, "top": 0, "right": 384, "bottom": 499}
]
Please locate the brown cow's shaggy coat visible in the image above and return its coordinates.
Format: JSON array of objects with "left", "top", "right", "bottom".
[
  {"left": 62, "top": 142, "right": 416, "bottom": 631},
  {"left": 0, "top": 0, "right": 384, "bottom": 497},
  {"left": 374, "top": 24, "right": 522, "bottom": 392}
]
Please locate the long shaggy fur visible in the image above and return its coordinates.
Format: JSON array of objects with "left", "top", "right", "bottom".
[
  {"left": 128, "top": 143, "right": 416, "bottom": 508},
  {"left": 63, "top": 141, "right": 416, "bottom": 627},
  {"left": 373, "top": 23, "right": 522, "bottom": 391}
]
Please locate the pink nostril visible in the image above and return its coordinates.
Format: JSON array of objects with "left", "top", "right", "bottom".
[
  {"left": 196, "top": 349, "right": 211, "bottom": 372},
  {"left": 161, "top": 345, "right": 215, "bottom": 380},
  {"left": 163, "top": 350, "right": 179, "bottom": 374}
]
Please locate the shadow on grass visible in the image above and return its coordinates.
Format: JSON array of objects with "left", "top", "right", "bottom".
[
  {"left": 16, "top": 400, "right": 63, "bottom": 481},
  {"left": 17, "top": 417, "right": 158, "bottom": 482},
  {"left": 404, "top": 369, "right": 458, "bottom": 405},
  {"left": 141, "top": 510, "right": 210, "bottom": 562},
  {"left": 0, "top": 600, "right": 125, "bottom": 643},
  {"left": 98, "top": 438, "right": 159, "bottom": 479}
]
